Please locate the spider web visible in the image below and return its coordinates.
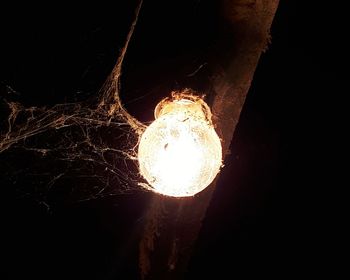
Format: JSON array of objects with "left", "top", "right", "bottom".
[{"left": 0, "top": 1, "right": 150, "bottom": 209}]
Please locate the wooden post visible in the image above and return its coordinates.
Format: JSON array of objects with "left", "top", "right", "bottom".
[{"left": 139, "top": 1, "right": 279, "bottom": 279}]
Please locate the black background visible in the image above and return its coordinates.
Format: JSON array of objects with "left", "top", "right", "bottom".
[{"left": 1, "top": 1, "right": 345, "bottom": 279}]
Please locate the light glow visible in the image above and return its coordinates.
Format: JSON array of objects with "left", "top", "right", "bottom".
[{"left": 138, "top": 92, "right": 222, "bottom": 197}]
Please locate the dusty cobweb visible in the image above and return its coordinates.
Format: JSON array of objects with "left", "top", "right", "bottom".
[{"left": 0, "top": 1, "right": 151, "bottom": 209}]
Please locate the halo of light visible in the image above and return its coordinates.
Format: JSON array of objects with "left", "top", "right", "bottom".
[{"left": 138, "top": 92, "right": 222, "bottom": 197}]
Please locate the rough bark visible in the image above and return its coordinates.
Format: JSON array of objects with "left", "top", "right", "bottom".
[{"left": 139, "top": 1, "right": 280, "bottom": 279}]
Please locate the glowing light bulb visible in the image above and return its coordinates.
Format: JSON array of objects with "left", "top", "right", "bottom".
[{"left": 138, "top": 92, "right": 222, "bottom": 197}]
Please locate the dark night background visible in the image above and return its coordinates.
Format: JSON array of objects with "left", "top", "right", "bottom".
[{"left": 0, "top": 1, "right": 345, "bottom": 279}]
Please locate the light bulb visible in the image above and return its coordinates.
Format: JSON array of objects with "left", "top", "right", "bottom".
[{"left": 138, "top": 92, "right": 222, "bottom": 197}]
